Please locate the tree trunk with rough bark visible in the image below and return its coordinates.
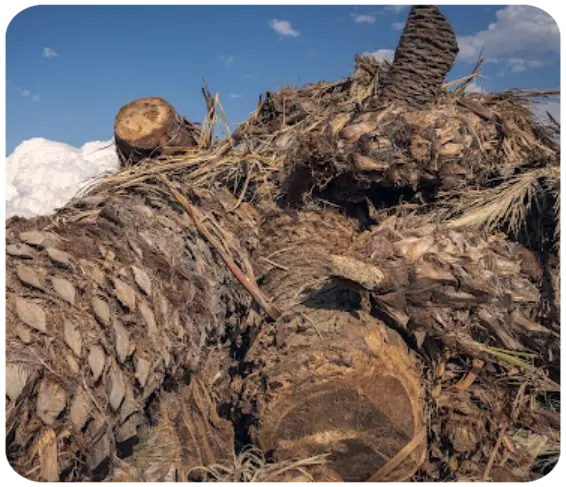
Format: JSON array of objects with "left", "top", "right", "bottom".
[
  {"left": 5, "top": 184, "right": 252, "bottom": 481},
  {"left": 238, "top": 208, "right": 427, "bottom": 482},
  {"left": 381, "top": 5, "right": 459, "bottom": 108},
  {"left": 114, "top": 97, "right": 200, "bottom": 166}
]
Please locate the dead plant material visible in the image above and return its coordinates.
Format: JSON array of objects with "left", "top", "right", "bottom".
[
  {"left": 5, "top": 19, "right": 560, "bottom": 482},
  {"left": 159, "top": 175, "right": 281, "bottom": 322}
]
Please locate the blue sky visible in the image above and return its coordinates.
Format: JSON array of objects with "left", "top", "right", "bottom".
[{"left": 5, "top": 5, "right": 560, "bottom": 154}]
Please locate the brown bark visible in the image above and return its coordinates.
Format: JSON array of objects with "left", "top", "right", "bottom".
[
  {"left": 5, "top": 184, "right": 251, "bottom": 481},
  {"left": 114, "top": 97, "right": 200, "bottom": 166},
  {"left": 239, "top": 209, "right": 427, "bottom": 482},
  {"left": 382, "top": 6, "right": 459, "bottom": 108}
]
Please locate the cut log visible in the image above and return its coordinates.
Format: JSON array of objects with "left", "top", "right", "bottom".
[
  {"left": 381, "top": 5, "right": 459, "bottom": 108},
  {"left": 240, "top": 209, "right": 426, "bottom": 482},
  {"left": 242, "top": 307, "right": 426, "bottom": 482},
  {"left": 114, "top": 97, "right": 200, "bottom": 166}
]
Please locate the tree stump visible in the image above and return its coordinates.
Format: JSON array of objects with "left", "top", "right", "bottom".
[{"left": 114, "top": 97, "right": 200, "bottom": 166}]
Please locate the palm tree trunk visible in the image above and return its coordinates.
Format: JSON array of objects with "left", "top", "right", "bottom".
[
  {"left": 382, "top": 5, "right": 459, "bottom": 108},
  {"left": 6, "top": 183, "right": 251, "bottom": 481}
]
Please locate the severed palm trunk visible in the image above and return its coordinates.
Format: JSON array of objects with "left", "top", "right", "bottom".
[
  {"left": 5, "top": 184, "right": 253, "bottom": 481},
  {"left": 382, "top": 5, "right": 459, "bottom": 108},
  {"left": 239, "top": 209, "right": 427, "bottom": 482}
]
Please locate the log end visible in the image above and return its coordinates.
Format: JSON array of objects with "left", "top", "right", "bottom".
[
  {"left": 114, "top": 97, "right": 174, "bottom": 149},
  {"left": 248, "top": 311, "right": 426, "bottom": 482}
]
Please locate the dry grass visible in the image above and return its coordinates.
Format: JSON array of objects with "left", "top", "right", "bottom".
[
  {"left": 428, "top": 165, "right": 560, "bottom": 250},
  {"left": 188, "top": 446, "right": 328, "bottom": 482}
]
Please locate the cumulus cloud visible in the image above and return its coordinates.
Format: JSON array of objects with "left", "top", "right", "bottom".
[
  {"left": 32, "top": 95, "right": 40, "bottom": 102},
  {"left": 363, "top": 49, "right": 395, "bottom": 63},
  {"left": 218, "top": 54, "right": 235, "bottom": 67},
  {"left": 392, "top": 21, "right": 405, "bottom": 30},
  {"left": 43, "top": 47, "right": 59, "bottom": 58},
  {"left": 269, "top": 19, "right": 300, "bottom": 37},
  {"left": 21, "top": 89, "right": 31, "bottom": 97},
  {"left": 351, "top": 14, "right": 376, "bottom": 24},
  {"left": 228, "top": 93, "right": 243, "bottom": 99},
  {"left": 6, "top": 138, "right": 120, "bottom": 218},
  {"left": 457, "top": 6, "right": 559, "bottom": 65}
]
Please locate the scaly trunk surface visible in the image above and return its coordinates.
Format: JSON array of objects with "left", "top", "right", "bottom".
[
  {"left": 5, "top": 184, "right": 251, "bottom": 481},
  {"left": 381, "top": 5, "right": 459, "bottom": 108}
]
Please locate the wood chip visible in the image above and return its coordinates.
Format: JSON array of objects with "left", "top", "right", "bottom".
[
  {"left": 64, "top": 320, "right": 82, "bottom": 357},
  {"left": 131, "top": 266, "right": 152, "bottom": 295},
  {"left": 6, "top": 363, "right": 36, "bottom": 401},
  {"left": 88, "top": 345, "right": 106, "bottom": 381},
  {"left": 37, "top": 380, "right": 67, "bottom": 425},
  {"left": 120, "top": 385, "right": 139, "bottom": 421},
  {"left": 15, "top": 297, "right": 47, "bottom": 333},
  {"left": 139, "top": 301, "right": 158, "bottom": 336},
  {"left": 113, "top": 321, "right": 130, "bottom": 364},
  {"left": 134, "top": 357, "right": 151, "bottom": 389},
  {"left": 67, "top": 353, "right": 80, "bottom": 374},
  {"left": 109, "top": 367, "right": 125, "bottom": 411},
  {"left": 69, "top": 388, "right": 91, "bottom": 431},
  {"left": 89, "top": 431, "right": 111, "bottom": 472},
  {"left": 117, "top": 414, "right": 139, "bottom": 442},
  {"left": 20, "top": 231, "right": 61, "bottom": 248},
  {"left": 328, "top": 254, "right": 386, "bottom": 291},
  {"left": 7, "top": 243, "right": 35, "bottom": 259},
  {"left": 92, "top": 296, "right": 110, "bottom": 326},
  {"left": 51, "top": 277, "right": 76, "bottom": 305},
  {"left": 16, "top": 264, "right": 44, "bottom": 290},
  {"left": 46, "top": 247, "right": 73, "bottom": 268},
  {"left": 113, "top": 278, "right": 137, "bottom": 311},
  {"left": 90, "top": 266, "right": 107, "bottom": 287},
  {"left": 37, "top": 428, "right": 59, "bottom": 481},
  {"left": 15, "top": 323, "right": 32, "bottom": 343}
]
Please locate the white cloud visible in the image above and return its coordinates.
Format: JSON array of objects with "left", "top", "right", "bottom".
[
  {"left": 228, "top": 93, "right": 243, "bottom": 99},
  {"left": 392, "top": 21, "right": 405, "bottom": 31},
  {"left": 363, "top": 49, "right": 395, "bottom": 63},
  {"left": 508, "top": 58, "right": 547, "bottom": 73},
  {"left": 6, "top": 138, "right": 120, "bottom": 218},
  {"left": 43, "top": 47, "right": 59, "bottom": 58},
  {"left": 385, "top": 6, "right": 409, "bottom": 14},
  {"left": 13, "top": 86, "right": 40, "bottom": 101},
  {"left": 218, "top": 54, "right": 235, "bottom": 67},
  {"left": 457, "top": 6, "right": 559, "bottom": 63},
  {"left": 269, "top": 19, "right": 300, "bottom": 37},
  {"left": 351, "top": 14, "right": 376, "bottom": 24}
]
